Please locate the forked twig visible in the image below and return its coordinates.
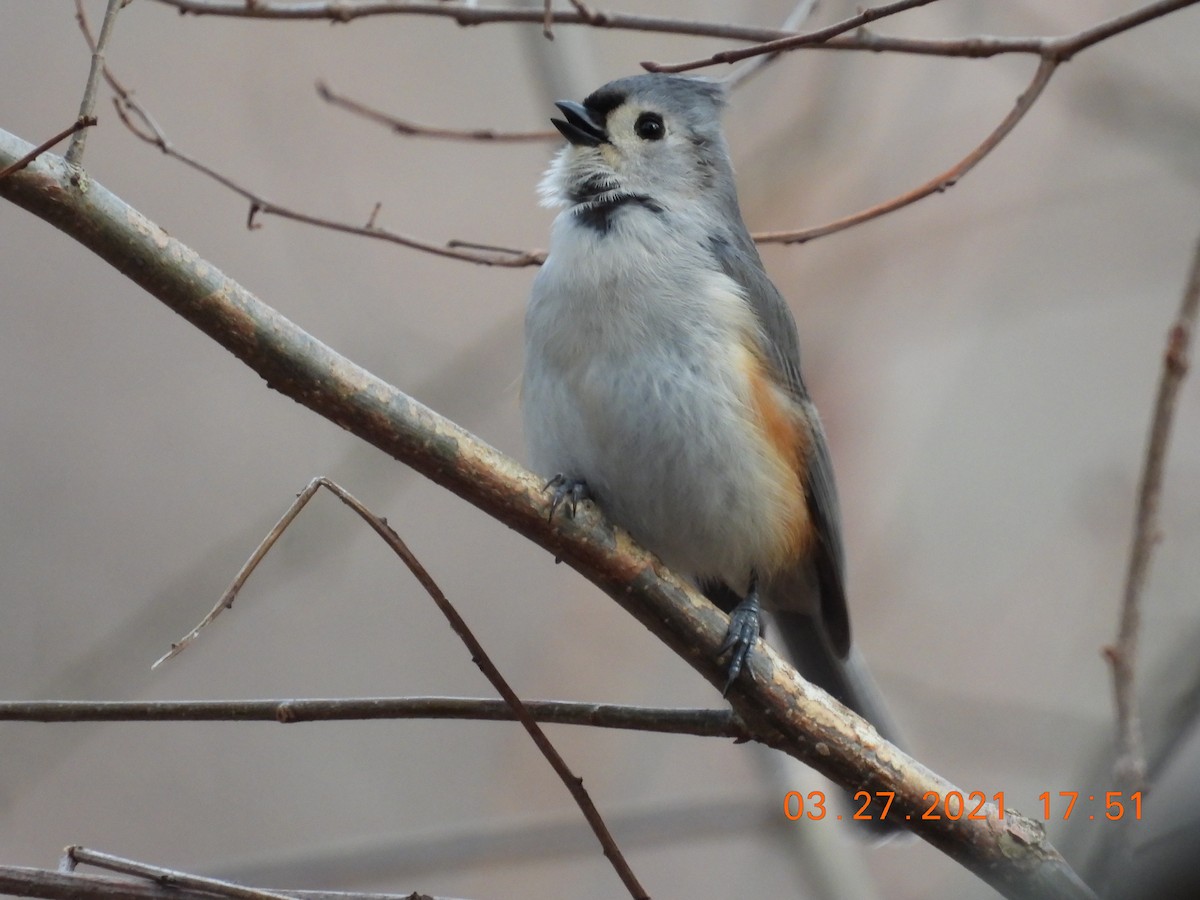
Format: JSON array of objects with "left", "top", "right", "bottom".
[
  {"left": 155, "top": 477, "right": 649, "bottom": 900},
  {"left": 0, "top": 118, "right": 96, "bottom": 180},
  {"left": 73, "top": 3, "right": 543, "bottom": 267},
  {"left": 110, "top": 93, "right": 544, "bottom": 265}
]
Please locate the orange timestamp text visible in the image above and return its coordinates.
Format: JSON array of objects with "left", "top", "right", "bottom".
[{"left": 783, "top": 790, "right": 1143, "bottom": 823}]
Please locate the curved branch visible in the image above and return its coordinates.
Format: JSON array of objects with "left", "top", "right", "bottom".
[
  {"left": 755, "top": 56, "right": 1057, "bottom": 245},
  {"left": 0, "top": 130, "right": 1096, "bottom": 900},
  {"left": 317, "top": 80, "right": 557, "bottom": 142}
]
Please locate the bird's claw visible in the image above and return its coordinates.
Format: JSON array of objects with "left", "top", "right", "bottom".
[
  {"left": 718, "top": 589, "right": 762, "bottom": 696},
  {"left": 544, "top": 474, "right": 591, "bottom": 521}
]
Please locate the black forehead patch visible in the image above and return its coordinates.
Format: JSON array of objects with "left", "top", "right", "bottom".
[{"left": 582, "top": 87, "right": 626, "bottom": 118}]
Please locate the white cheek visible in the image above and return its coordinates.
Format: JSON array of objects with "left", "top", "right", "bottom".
[{"left": 537, "top": 148, "right": 571, "bottom": 208}]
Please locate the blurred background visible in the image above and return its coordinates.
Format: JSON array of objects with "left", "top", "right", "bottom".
[{"left": 2, "top": 2, "right": 1199, "bottom": 898}]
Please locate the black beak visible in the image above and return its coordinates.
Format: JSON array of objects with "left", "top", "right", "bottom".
[{"left": 551, "top": 100, "right": 608, "bottom": 147}]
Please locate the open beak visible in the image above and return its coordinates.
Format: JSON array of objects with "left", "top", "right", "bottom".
[{"left": 551, "top": 100, "right": 608, "bottom": 147}]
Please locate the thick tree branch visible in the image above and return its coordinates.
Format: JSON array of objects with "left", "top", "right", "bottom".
[{"left": 0, "top": 130, "right": 1096, "bottom": 900}]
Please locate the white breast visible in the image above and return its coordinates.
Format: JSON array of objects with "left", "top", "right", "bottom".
[{"left": 523, "top": 206, "right": 800, "bottom": 591}]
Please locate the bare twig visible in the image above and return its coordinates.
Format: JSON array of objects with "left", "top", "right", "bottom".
[
  {"left": 72, "top": 6, "right": 542, "bottom": 266},
  {"left": 54, "top": 848, "right": 461, "bottom": 900},
  {"left": 62, "top": 847, "right": 301, "bottom": 900},
  {"left": 755, "top": 57, "right": 1057, "bottom": 245},
  {"left": 567, "top": 0, "right": 601, "bottom": 23},
  {"left": 152, "top": 0, "right": 815, "bottom": 41},
  {"left": 95, "top": 47, "right": 1051, "bottom": 259},
  {"left": 0, "top": 118, "right": 96, "bottom": 180},
  {"left": 2, "top": 862, "right": 463, "bottom": 900},
  {"left": 723, "top": 0, "right": 818, "bottom": 90},
  {"left": 646, "top": 0, "right": 1200, "bottom": 71},
  {"left": 0, "top": 696, "right": 746, "bottom": 737},
  {"left": 155, "top": 477, "right": 649, "bottom": 900},
  {"left": 66, "top": 0, "right": 123, "bottom": 165},
  {"left": 112, "top": 93, "right": 543, "bottom": 265},
  {"left": 0, "top": 130, "right": 1100, "bottom": 899},
  {"left": 91, "top": 1, "right": 1199, "bottom": 264},
  {"left": 542, "top": 0, "right": 553, "bottom": 39},
  {"left": 646, "top": 0, "right": 942, "bottom": 74},
  {"left": 317, "top": 80, "right": 556, "bottom": 142},
  {"left": 150, "top": 0, "right": 1200, "bottom": 62},
  {"left": 1104, "top": 234, "right": 1200, "bottom": 797}
]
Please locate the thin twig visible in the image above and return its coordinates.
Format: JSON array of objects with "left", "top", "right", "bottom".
[
  {"left": 317, "top": 80, "right": 556, "bottom": 142},
  {"left": 156, "top": 478, "right": 650, "bottom": 900},
  {"left": 755, "top": 56, "right": 1057, "bottom": 245},
  {"left": 646, "top": 0, "right": 942, "bottom": 74},
  {"left": 3, "top": 863, "right": 461, "bottom": 900},
  {"left": 112, "top": 94, "right": 543, "bottom": 265},
  {"left": 98, "top": 1, "right": 1199, "bottom": 263},
  {"left": 66, "top": 0, "right": 124, "bottom": 165},
  {"left": 723, "top": 0, "right": 818, "bottom": 90},
  {"left": 1104, "top": 234, "right": 1200, "bottom": 797},
  {"left": 152, "top": 479, "right": 327, "bottom": 666},
  {"left": 0, "top": 118, "right": 96, "bottom": 180},
  {"left": 72, "top": 7, "right": 541, "bottom": 266},
  {"left": 0, "top": 696, "right": 746, "bottom": 736},
  {"left": 62, "top": 847, "right": 301, "bottom": 900},
  {"left": 150, "top": 0, "right": 1200, "bottom": 61},
  {"left": 542, "top": 0, "right": 553, "bottom": 38},
  {"left": 567, "top": 0, "right": 601, "bottom": 24},
  {"left": 645, "top": 0, "right": 1200, "bottom": 71}
]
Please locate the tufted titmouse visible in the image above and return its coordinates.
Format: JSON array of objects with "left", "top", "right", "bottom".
[{"left": 523, "top": 74, "right": 901, "bottom": 751}]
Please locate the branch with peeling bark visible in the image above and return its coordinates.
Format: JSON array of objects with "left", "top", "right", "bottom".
[{"left": 0, "top": 128, "right": 1097, "bottom": 900}]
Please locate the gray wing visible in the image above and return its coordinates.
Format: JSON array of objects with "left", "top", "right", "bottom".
[{"left": 708, "top": 232, "right": 851, "bottom": 656}]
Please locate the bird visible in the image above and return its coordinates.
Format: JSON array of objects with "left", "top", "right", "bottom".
[{"left": 522, "top": 73, "right": 901, "bottom": 754}]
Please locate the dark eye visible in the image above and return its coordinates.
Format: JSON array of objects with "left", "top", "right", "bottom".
[{"left": 634, "top": 112, "right": 665, "bottom": 141}]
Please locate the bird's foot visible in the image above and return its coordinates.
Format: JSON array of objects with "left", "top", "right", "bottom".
[
  {"left": 717, "top": 580, "right": 761, "bottom": 696},
  {"left": 544, "top": 474, "right": 591, "bottom": 521}
]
